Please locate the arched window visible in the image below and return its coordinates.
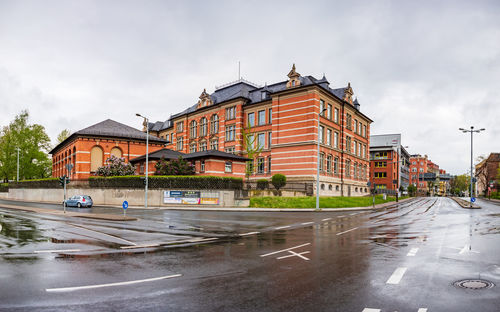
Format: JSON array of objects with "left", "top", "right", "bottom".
[
  {"left": 210, "top": 114, "right": 219, "bottom": 134},
  {"left": 190, "top": 120, "right": 197, "bottom": 138},
  {"left": 200, "top": 117, "right": 208, "bottom": 136},
  {"left": 90, "top": 146, "right": 104, "bottom": 172},
  {"left": 110, "top": 147, "right": 122, "bottom": 159}
]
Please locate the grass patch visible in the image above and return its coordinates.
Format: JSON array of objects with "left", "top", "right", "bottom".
[{"left": 249, "top": 195, "right": 409, "bottom": 208}]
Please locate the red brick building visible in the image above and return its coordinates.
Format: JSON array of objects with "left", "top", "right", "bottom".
[
  {"left": 146, "top": 65, "right": 373, "bottom": 196},
  {"left": 409, "top": 154, "right": 428, "bottom": 191},
  {"left": 50, "top": 119, "right": 166, "bottom": 180},
  {"left": 475, "top": 153, "right": 500, "bottom": 195}
]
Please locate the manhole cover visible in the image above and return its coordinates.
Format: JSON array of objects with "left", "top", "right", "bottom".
[{"left": 454, "top": 279, "right": 495, "bottom": 289}]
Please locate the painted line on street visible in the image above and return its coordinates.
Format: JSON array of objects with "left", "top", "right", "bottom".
[
  {"left": 301, "top": 222, "right": 314, "bottom": 226},
  {"left": 362, "top": 309, "right": 380, "bottom": 312},
  {"left": 277, "top": 250, "right": 310, "bottom": 261},
  {"left": 120, "top": 244, "right": 160, "bottom": 249},
  {"left": 275, "top": 225, "right": 291, "bottom": 230},
  {"left": 240, "top": 232, "right": 260, "bottom": 236},
  {"left": 34, "top": 249, "right": 81, "bottom": 254},
  {"left": 458, "top": 244, "right": 480, "bottom": 254},
  {"left": 321, "top": 218, "right": 332, "bottom": 221},
  {"left": 407, "top": 247, "right": 419, "bottom": 257},
  {"left": 418, "top": 309, "right": 428, "bottom": 312},
  {"left": 386, "top": 267, "right": 407, "bottom": 284},
  {"left": 260, "top": 243, "right": 311, "bottom": 257},
  {"left": 46, "top": 274, "right": 182, "bottom": 292},
  {"left": 336, "top": 227, "right": 359, "bottom": 236},
  {"left": 68, "top": 223, "right": 137, "bottom": 246}
]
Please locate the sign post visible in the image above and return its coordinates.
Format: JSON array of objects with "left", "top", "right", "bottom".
[
  {"left": 122, "top": 200, "right": 128, "bottom": 217},
  {"left": 64, "top": 164, "right": 74, "bottom": 214}
]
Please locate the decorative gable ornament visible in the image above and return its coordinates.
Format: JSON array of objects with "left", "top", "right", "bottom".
[
  {"left": 198, "top": 88, "right": 213, "bottom": 108},
  {"left": 286, "top": 64, "right": 301, "bottom": 88},
  {"left": 343, "top": 82, "right": 354, "bottom": 103}
]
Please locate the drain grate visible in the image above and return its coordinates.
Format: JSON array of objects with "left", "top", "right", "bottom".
[{"left": 454, "top": 279, "right": 495, "bottom": 290}]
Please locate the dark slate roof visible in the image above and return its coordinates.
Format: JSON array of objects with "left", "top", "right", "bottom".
[
  {"left": 129, "top": 148, "right": 185, "bottom": 164},
  {"left": 183, "top": 150, "right": 250, "bottom": 161},
  {"left": 149, "top": 72, "right": 372, "bottom": 131},
  {"left": 50, "top": 119, "right": 166, "bottom": 154}
]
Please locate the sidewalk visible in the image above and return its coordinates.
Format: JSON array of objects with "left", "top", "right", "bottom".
[{"left": 0, "top": 202, "right": 137, "bottom": 221}]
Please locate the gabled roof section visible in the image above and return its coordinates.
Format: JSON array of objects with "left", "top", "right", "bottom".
[
  {"left": 183, "top": 150, "right": 250, "bottom": 161},
  {"left": 50, "top": 119, "right": 166, "bottom": 154},
  {"left": 129, "top": 148, "right": 185, "bottom": 164}
]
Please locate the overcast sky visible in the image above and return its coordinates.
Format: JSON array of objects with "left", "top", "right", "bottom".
[{"left": 1, "top": 0, "right": 499, "bottom": 175}]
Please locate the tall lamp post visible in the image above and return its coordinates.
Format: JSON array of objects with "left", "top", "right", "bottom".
[
  {"left": 459, "top": 126, "right": 485, "bottom": 207},
  {"left": 16, "top": 148, "right": 20, "bottom": 182},
  {"left": 316, "top": 107, "right": 327, "bottom": 211},
  {"left": 136, "top": 113, "right": 150, "bottom": 209}
]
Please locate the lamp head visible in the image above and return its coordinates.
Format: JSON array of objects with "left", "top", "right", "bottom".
[
  {"left": 480, "top": 128, "right": 485, "bottom": 131},
  {"left": 136, "top": 113, "right": 141, "bottom": 117},
  {"left": 458, "top": 128, "right": 464, "bottom": 131}
]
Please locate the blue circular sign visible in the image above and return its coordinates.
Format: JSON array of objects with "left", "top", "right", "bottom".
[
  {"left": 122, "top": 201, "right": 129, "bottom": 210},
  {"left": 471, "top": 197, "right": 476, "bottom": 203}
]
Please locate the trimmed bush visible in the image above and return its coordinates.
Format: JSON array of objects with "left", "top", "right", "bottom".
[
  {"left": 0, "top": 183, "right": 8, "bottom": 192},
  {"left": 95, "top": 155, "right": 135, "bottom": 176},
  {"left": 271, "top": 174, "right": 287, "bottom": 190},
  {"left": 9, "top": 178, "right": 59, "bottom": 189},
  {"left": 89, "top": 175, "right": 243, "bottom": 190},
  {"left": 256, "top": 179, "right": 269, "bottom": 190}
]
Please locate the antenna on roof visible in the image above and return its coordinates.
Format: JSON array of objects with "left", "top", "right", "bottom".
[{"left": 238, "top": 61, "right": 241, "bottom": 79}]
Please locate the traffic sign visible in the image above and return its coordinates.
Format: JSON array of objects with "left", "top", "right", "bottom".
[
  {"left": 122, "top": 201, "right": 129, "bottom": 210},
  {"left": 471, "top": 197, "right": 476, "bottom": 203}
]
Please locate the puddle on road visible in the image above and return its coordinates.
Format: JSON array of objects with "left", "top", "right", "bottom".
[{"left": 0, "top": 214, "right": 47, "bottom": 247}]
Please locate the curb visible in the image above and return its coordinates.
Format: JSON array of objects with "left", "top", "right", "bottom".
[
  {"left": 451, "top": 197, "right": 480, "bottom": 209},
  {"left": 0, "top": 203, "right": 137, "bottom": 221}
]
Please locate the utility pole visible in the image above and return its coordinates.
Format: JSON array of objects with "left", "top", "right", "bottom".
[
  {"left": 16, "top": 148, "right": 20, "bottom": 182},
  {"left": 136, "top": 113, "right": 150, "bottom": 209}
]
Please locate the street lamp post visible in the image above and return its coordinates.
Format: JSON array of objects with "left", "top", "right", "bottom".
[
  {"left": 136, "top": 113, "right": 150, "bottom": 209},
  {"left": 316, "top": 107, "right": 327, "bottom": 211},
  {"left": 459, "top": 126, "right": 485, "bottom": 207},
  {"left": 16, "top": 148, "right": 20, "bottom": 182}
]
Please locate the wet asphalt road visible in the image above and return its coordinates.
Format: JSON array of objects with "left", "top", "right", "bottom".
[{"left": 0, "top": 197, "right": 500, "bottom": 311}]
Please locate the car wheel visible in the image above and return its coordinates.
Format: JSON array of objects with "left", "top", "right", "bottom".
[{"left": 77, "top": 203, "right": 81, "bottom": 208}]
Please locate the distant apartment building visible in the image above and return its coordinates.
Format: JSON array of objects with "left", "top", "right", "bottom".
[
  {"left": 409, "top": 154, "right": 428, "bottom": 192},
  {"left": 146, "top": 65, "right": 373, "bottom": 196},
  {"left": 475, "top": 153, "right": 500, "bottom": 195},
  {"left": 369, "top": 134, "right": 410, "bottom": 192}
]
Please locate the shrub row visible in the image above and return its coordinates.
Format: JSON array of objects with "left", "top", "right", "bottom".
[
  {"left": 0, "top": 183, "right": 8, "bottom": 192},
  {"left": 89, "top": 175, "right": 243, "bottom": 190},
  {"left": 8, "top": 178, "right": 60, "bottom": 189}
]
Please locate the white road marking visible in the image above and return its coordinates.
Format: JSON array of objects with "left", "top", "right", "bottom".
[
  {"left": 240, "top": 231, "right": 260, "bottom": 236},
  {"left": 34, "top": 249, "right": 81, "bottom": 253},
  {"left": 337, "top": 216, "right": 344, "bottom": 218},
  {"left": 386, "top": 267, "right": 407, "bottom": 284},
  {"left": 336, "top": 227, "right": 359, "bottom": 236},
  {"left": 458, "top": 244, "right": 480, "bottom": 254},
  {"left": 301, "top": 222, "right": 314, "bottom": 225},
  {"left": 46, "top": 274, "right": 182, "bottom": 292},
  {"left": 277, "top": 250, "right": 310, "bottom": 261},
  {"left": 260, "top": 243, "right": 311, "bottom": 257},
  {"left": 321, "top": 218, "right": 332, "bottom": 221},
  {"left": 350, "top": 213, "right": 358, "bottom": 216},
  {"left": 120, "top": 244, "right": 160, "bottom": 249},
  {"left": 407, "top": 247, "right": 419, "bottom": 257},
  {"left": 418, "top": 309, "right": 428, "bottom": 312},
  {"left": 362, "top": 309, "right": 380, "bottom": 312},
  {"left": 68, "top": 223, "right": 137, "bottom": 246},
  {"left": 275, "top": 225, "right": 291, "bottom": 230}
]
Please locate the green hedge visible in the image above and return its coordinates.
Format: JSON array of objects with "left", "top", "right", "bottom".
[
  {"left": 9, "top": 178, "right": 59, "bottom": 189},
  {"left": 89, "top": 175, "right": 243, "bottom": 190},
  {"left": 0, "top": 183, "right": 8, "bottom": 192}
]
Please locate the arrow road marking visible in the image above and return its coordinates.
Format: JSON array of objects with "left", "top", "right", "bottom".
[{"left": 46, "top": 274, "right": 182, "bottom": 292}]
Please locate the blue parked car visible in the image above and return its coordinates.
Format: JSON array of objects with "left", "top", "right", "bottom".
[{"left": 63, "top": 195, "right": 93, "bottom": 208}]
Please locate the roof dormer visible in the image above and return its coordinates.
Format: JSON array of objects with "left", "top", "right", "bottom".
[
  {"left": 286, "top": 64, "right": 301, "bottom": 88},
  {"left": 197, "top": 88, "right": 213, "bottom": 108}
]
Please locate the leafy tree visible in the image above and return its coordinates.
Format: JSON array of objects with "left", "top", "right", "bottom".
[
  {"left": 154, "top": 156, "right": 195, "bottom": 175},
  {"left": 407, "top": 184, "right": 417, "bottom": 197},
  {"left": 94, "top": 155, "right": 135, "bottom": 176},
  {"left": 56, "top": 129, "right": 72, "bottom": 144},
  {"left": 450, "top": 174, "right": 469, "bottom": 196},
  {"left": 241, "top": 125, "right": 263, "bottom": 178},
  {"left": 0, "top": 110, "right": 52, "bottom": 182}
]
